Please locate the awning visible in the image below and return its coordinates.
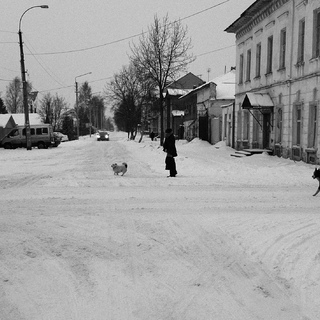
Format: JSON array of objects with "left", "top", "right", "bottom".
[{"left": 241, "top": 93, "right": 274, "bottom": 113}]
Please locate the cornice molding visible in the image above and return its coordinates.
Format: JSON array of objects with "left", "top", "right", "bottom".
[{"left": 236, "top": 0, "right": 290, "bottom": 40}]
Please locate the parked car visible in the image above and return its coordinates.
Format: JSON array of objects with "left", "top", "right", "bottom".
[
  {"left": 0, "top": 124, "right": 55, "bottom": 149},
  {"left": 96, "top": 130, "right": 109, "bottom": 141},
  {"left": 54, "top": 132, "right": 68, "bottom": 142},
  {"left": 52, "top": 132, "right": 61, "bottom": 147}
]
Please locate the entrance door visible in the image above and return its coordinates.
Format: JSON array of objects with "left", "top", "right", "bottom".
[
  {"left": 199, "top": 115, "right": 208, "bottom": 141},
  {"left": 262, "top": 113, "right": 270, "bottom": 149}
]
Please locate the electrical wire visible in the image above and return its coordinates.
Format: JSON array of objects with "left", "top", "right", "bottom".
[
  {"left": 26, "top": 0, "right": 230, "bottom": 56},
  {"left": 23, "top": 35, "right": 67, "bottom": 88},
  {"left": 1, "top": 0, "right": 232, "bottom": 94}
]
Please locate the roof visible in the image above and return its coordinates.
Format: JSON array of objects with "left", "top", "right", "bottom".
[
  {"left": 165, "top": 72, "right": 205, "bottom": 90},
  {"left": 0, "top": 114, "right": 15, "bottom": 127},
  {"left": 211, "top": 70, "right": 236, "bottom": 100},
  {"left": 180, "top": 70, "right": 236, "bottom": 100},
  {"left": 224, "top": 0, "right": 274, "bottom": 34},
  {"left": 10, "top": 113, "right": 43, "bottom": 126},
  {"left": 241, "top": 92, "right": 274, "bottom": 109}
]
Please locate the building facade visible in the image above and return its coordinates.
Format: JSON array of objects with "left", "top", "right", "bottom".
[
  {"left": 225, "top": 0, "right": 320, "bottom": 163},
  {"left": 163, "top": 72, "right": 204, "bottom": 137},
  {"left": 179, "top": 70, "right": 236, "bottom": 144}
]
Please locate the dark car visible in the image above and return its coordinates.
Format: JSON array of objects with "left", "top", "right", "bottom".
[{"left": 96, "top": 130, "right": 109, "bottom": 141}]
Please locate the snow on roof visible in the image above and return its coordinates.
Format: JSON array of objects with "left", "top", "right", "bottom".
[
  {"left": 180, "top": 70, "right": 236, "bottom": 100},
  {"left": 210, "top": 69, "right": 236, "bottom": 100},
  {"left": 165, "top": 88, "right": 192, "bottom": 97},
  {"left": 10, "top": 113, "right": 43, "bottom": 126},
  {"left": 0, "top": 114, "right": 14, "bottom": 127},
  {"left": 172, "top": 110, "right": 185, "bottom": 117}
]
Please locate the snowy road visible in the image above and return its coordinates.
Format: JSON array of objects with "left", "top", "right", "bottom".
[{"left": 0, "top": 132, "right": 319, "bottom": 319}]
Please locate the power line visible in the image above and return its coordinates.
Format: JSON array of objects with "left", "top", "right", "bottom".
[
  {"left": 25, "top": 0, "right": 230, "bottom": 56},
  {"left": 0, "top": 30, "right": 16, "bottom": 34},
  {"left": 24, "top": 36, "right": 67, "bottom": 88},
  {"left": 180, "top": 0, "right": 230, "bottom": 21},
  {"left": 196, "top": 44, "right": 235, "bottom": 58}
]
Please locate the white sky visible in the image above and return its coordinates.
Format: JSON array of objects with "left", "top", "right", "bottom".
[{"left": 0, "top": 0, "right": 254, "bottom": 110}]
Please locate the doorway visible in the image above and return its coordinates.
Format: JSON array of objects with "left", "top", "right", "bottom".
[{"left": 262, "top": 113, "right": 271, "bottom": 149}]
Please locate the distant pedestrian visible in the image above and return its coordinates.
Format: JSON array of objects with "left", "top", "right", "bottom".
[
  {"left": 163, "top": 128, "right": 177, "bottom": 177},
  {"left": 150, "top": 131, "right": 155, "bottom": 141}
]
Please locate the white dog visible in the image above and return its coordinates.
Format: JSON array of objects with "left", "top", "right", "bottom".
[{"left": 111, "top": 163, "right": 128, "bottom": 176}]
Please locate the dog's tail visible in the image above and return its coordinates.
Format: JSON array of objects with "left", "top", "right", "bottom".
[{"left": 122, "top": 162, "right": 128, "bottom": 168}]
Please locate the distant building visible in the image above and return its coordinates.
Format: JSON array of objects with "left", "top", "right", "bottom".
[
  {"left": 225, "top": 0, "right": 320, "bottom": 163},
  {"left": 163, "top": 72, "right": 205, "bottom": 136},
  {"left": 179, "top": 70, "right": 235, "bottom": 144}
]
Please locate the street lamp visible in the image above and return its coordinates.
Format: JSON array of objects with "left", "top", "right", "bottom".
[
  {"left": 19, "top": 5, "right": 49, "bottom": 150},
  {"left": 75, "top": 72, "right": 92, "bottom": 138}
]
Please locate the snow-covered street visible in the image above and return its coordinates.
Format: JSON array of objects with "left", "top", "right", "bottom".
[{"left": 1, "top": 131, "right": 320, "bottom": 319}]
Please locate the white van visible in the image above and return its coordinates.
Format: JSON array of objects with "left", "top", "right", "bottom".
[{"left": 0, "top": 124, "right": 55, "bottom": 149}]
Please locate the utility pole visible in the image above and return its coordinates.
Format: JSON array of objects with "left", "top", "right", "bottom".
[
  {"left": 19, "top": 5, "right": 48, "bottom": 150},
  {"left": 18, "top": 30, "right": 31, "bottom": 150}
]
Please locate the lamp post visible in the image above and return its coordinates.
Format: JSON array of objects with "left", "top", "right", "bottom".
[
  {"left": 75, "top": 72, "right": 92, "bottom": 138},
  {"left": 19, "top": 5, "right": 49, "bottom": 150}
]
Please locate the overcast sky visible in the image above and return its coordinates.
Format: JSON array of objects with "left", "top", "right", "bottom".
[{"left": 0, "top": 0, "right": 255, "bottom": 110}]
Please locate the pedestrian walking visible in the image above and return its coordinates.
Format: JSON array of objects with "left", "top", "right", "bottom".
[{"left": 163, "top": 128, "right": 177, "bottom": 177}]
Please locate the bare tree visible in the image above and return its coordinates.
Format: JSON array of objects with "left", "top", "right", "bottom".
[
  {"left": 52, "top": 95, "right": 69, "bottom": 131},
  {"left": 38, "top": 93, "right": 53, "bottom": 124},
  {"left": 5, "top": 77, "right": 34, "bottom": 113},
  {"left": 106, "top": 63, "right": 148, "bottom": 139},
  {"left": 38, "top": 93, "right": 68, "bottom": 131},
  {"left": 130, "top": 14, "right": 195, "bottom": 145}
]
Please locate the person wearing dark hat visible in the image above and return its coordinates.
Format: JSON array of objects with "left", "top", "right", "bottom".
[{"left": 163, "top": 128, "right": 177, "bottom": 177}]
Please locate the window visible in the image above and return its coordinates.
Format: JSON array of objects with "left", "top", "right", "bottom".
[
  {"left": 43, "top": 128, "right": 48, "bottom": 134},
  {"left": 293, "top": 104, "right": 302, "bottom": 145},
  {"left": 276, "top": 108, "right": 283, "bottom": 144},
  {"left": 246, "top": 49, "right": 251, "bottom": 81},
  {"left": 255, "top": 43, "right": 261, "bottom": 77},
  {"left": 267, "top": 36, "right": 273, "bottom": 73},
  {"left": 30, "top": 128, "right": 35, "bottom": 135},
  {"left": 313, "top": 9, "right": 320, "bottom": 57},
  {"left": 9, "top": 129, "right": 19, "bottom": 137},
  {"left": 279, "top": 28, "right": 286, "bottom": 69},
  {"left": 298, "top": 19, "right": 305, "bottom": 63},
  {"left": 237, "top": 108, "right": 242, "bottom": 140},
  {"left": 308, "top": 104, "right": 318, "bottom": 148},
  {"left": 239, "top": 54, "right": 244, "bottom": 84},
  {"left": 36, "top": 128, "right": 42, "bottom": 135}
]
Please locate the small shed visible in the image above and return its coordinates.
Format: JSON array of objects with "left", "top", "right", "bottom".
[{"left": 0, "top": 115, "right": 17, "bottom": 141}]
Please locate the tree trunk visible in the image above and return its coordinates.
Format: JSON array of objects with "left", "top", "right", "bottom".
[{"left": 160, "top": 92, "right": 164, "bottom": 146}]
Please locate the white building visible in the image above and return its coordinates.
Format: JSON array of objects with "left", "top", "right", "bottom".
[{"left": 225, "top": 0, "right": 320, "bottom": 163}]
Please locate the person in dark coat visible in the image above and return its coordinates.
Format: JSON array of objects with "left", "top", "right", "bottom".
[{"left": 163, "top": 128, "right": 177, "bottom": 177}]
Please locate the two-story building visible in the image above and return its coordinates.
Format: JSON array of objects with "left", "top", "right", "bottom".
[
  {"left": 225, "top": 0, "right": 320, "bottom": 163},
  {"left": 179, "top": 70, "right": 236, "bottom": 144},
  {"left": 163, "top": 72, "right": 204, "bottom": 137}
]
